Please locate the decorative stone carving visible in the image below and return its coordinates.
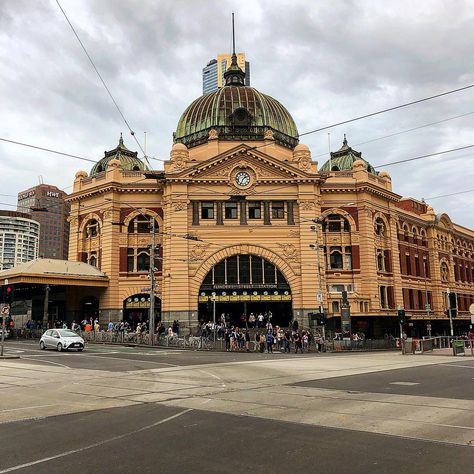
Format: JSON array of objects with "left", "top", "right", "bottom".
[
  {"left": 278, "top": 243, "right": 298, "bottom": 261},
  {"left": 298, "top": 156, "right": 311, "bottom": 171},
  {"left": 190, "top": 244, "right": 207, "bottom": 261},
  {"left": 170, "top": 143, "right": 189, "bottom": 170},
  {"left": 172, "top": 201, "right": 188, "bottom": 212},
  {"left": 208, "top": 128, "right": 218, "bottom": 140},
  {"left": 298, "top": 200, "right": 316, "bottom": 211},
  {"left": 264, "top": 129, "right": 274, "bottom": 140}
]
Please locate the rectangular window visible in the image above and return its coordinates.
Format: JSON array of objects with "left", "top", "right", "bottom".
[
  {"left": 248, "top": 202, "right": 261, "bottom": 219},
  {"left": 201, "top": 202, "right": 214, "bottom": 219},
  {"left": 405, "top": 254, "right": 411, "bottom": 275},
  {"left": 408, "top": 289, "right": 414, "bottom": 309},
  {"left": 127, "top": 248, "right": 134, "bottom": 272},
  {"left": 379, "top": 286, "right": 387, "bottom": 309},
  {"left": 271, "top": 201, "right": 285, "bottom": 219},
  {"left": 224, "top": 202, "right": 238, "bottom": 219}
]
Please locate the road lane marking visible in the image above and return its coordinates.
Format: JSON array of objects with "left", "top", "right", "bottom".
[
  {"left": 0, "top": 408, "right": 193, "bottom": 473},
  {"left": 20, "top": 357, "right": 71, "bottom": 369},
  {"left": 389, "top": 382, "right": 420, "bottom": 386},
  {"left": 1, "top": 404, "right": 55, "bottom": 413}
]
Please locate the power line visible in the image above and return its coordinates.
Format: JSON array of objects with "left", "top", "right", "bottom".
[
  {"left": 313, "top": 111, "right": 474, "bottom": 159},
  {"left": 55, "top": 0, "right": 151, "bottom": 166},
  {"left": 373, "top": 144, "right": 474, "bottom": 169},
  {"left": 0, "top": 137, "right": 96, "bottom": 164},
  {"left": 0, "top": 136, "right": 163, "bottom": 165},
  {"left": 424, "top": 189, "right": 474, "bottom": 200},
  {"left": 299, "top": 83, "right": 474, "bottom": 138}
]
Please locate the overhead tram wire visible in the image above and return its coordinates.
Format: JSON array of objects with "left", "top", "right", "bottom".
[
  {"left": 373, "top": 144, "right": 474, "bottom": 169},
  {"left": 246, "top": 83, "right": 474, "bottom": 155},
  {"left": 55, "top": 0, "right": 156, "bottom": 167},
  {"left": 0, "top": 137, "right": 96, "bottom": 164},
  {"left": 312, "top": 110, "right": 474, "bottom": 159}
]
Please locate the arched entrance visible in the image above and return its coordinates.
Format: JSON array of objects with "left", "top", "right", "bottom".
[
  {"left": 198, "top": 254, "right": 292, "bottom": 327},
  {"left": 123, "top": 293, "right": 161, "bottom": 329}
]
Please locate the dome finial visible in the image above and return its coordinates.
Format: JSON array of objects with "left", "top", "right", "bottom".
[{"left": 224, "top": 12, "right": 245, "bottom": 86}]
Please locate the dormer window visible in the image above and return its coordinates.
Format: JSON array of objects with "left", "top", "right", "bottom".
[{"left": 231, "top": 108, "right": 251, "bottom": 126}]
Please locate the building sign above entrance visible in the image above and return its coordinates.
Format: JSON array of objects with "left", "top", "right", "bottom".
[{"left": 199, "top": 293, "right": 291, "bottom": 303}]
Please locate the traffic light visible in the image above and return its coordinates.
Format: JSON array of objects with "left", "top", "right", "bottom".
[
  {"left": 316, "top": 312, "right": 327, "bottom": 326},
  {"left": 3, "top": 286, "right": 14, "bottom": 304},
  {"left": 397, "top": 309, "right": 406, "bottom": 325}
]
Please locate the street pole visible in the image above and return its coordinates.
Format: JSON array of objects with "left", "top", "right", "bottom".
[
  {"left": 42, "top": 285, "right": 50, "bottom": 329},
  {"left": 149, "top": 217, "right": 156, "bottom": 345},
  {"left": 212, "top": 296, "right": 216, "bottom": 344},
  {"left": 312, "top": 222, "right": 325, "bottom": 340},
  {"left": 0, "top": 305, "right": 7, "bottom": 357}
]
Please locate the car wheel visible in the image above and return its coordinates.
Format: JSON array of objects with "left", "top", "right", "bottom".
[
  {"left": 39, "top": 341, "right": 46, "bottom": 350},
  {"left": 57, "top": 343, "right": 63, "bottom": 352}
]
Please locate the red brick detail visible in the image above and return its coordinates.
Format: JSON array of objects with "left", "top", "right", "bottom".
[
  {"left": 119, "top": 247, "right": 128, "bottom": 272},
  {"left": 351, "top": 245, "right": 360, "bottom": 269}
]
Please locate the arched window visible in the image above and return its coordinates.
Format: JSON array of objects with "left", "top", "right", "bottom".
[
  {"left": 403, "top": 224, "right": 409, "bottom": 242},
  {"left": 374, "top": 217, "right": 386, "bottom": 236},
  {"left": 128, "top": 215, "right": 159, "bottom": 234},
  {"left": 84, "top": 219, "right": 99, "bottom": 238},
  {"left": 322, "top": 214, "right": 350, "bottom": 233}
]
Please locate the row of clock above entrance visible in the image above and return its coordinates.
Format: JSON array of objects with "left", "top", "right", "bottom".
[{"left": 191, "top": 200, "right": 296, "bottom": 226}]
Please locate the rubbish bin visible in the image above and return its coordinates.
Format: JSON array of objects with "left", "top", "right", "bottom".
[{"left": 453, "top": 340, "right": 465, "bottom": 356}]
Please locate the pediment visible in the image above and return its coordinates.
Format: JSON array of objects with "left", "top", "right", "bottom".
[{"left": 168, "top": 144, "right": 316, "bottom": 182}]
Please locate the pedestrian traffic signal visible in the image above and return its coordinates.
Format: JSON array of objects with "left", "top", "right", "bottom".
[
  {"left": 2, "top": 286, "right": 14, "bottom": 304},
  {"left": 397, "top": 309, "right": 406, "bottom": 325},
  {"left": 316, "top": 312, "right": 327, "bottom": 326}
]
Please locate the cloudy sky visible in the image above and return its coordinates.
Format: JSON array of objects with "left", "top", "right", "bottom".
[{"left": 1, "top": 0, "right": 473, "bottom": 227}]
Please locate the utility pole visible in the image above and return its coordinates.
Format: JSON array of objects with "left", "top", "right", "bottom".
[
  {"left": 212, "top": 295, "right": 216, "bottom": 344},
  {"left": 310, "top": 220, "right": 325, "bottom": 340},
  {"left": 149, "top": 217, "right": 156, "bottom": 345}
]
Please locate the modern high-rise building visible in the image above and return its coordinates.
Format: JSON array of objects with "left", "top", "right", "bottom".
[
  {"left": 0, "top": 210, "right": 39, "bottom": 270},
  {"left": 17, "top": 184, "right": 70, "bottom": 260},
  {"left": 202, "top": 59, "right": 218, "bottom": 94},
  {"left": 202, "top": 53, "right": 250, "bottom": 94}
]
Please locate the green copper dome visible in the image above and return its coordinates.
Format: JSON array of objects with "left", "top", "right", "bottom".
[
  {"left": 90, "top": 134, "right": 148, "bottom": 177},
  {"left": 174, "top": 86, "right": 299, "bottom": 149},
  {"left": 320, "top": 136, "right": 377, "bottom": 175}
]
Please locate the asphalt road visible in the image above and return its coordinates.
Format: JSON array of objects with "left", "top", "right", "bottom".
[
  {"left": 1, "top": 402, "right": 473, "bottom": 474},
  {"left": 1, "top": 340, "right": 473, "bottom": 472},
  {"left": 293, "top": 359, "right": 474, "bottom": 400},
  {"left": 1, "top": 340, "right": 325, "bottom": 372}
]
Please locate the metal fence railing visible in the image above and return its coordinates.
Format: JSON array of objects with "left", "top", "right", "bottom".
[{"left": 402, "top": 337, "right": 474, "bottom": 356}]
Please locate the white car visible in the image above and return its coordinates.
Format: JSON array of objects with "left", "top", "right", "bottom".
[{"left": 40, "top": 329, "right": 85, "bottom": 352}]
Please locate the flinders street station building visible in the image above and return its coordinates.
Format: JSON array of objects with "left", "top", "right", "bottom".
[{"left": 3, "top": 55, "right": 474, "bottom": 337}]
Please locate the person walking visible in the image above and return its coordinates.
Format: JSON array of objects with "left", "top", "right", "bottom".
[
  {"left": 266, "top": 331, "right": 274, "bottom": 353},
  {"left": 294, "top": 332, "right": 303, "bottom": 354}
]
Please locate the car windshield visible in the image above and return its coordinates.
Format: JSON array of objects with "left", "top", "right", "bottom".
[{"left": 58, "top": 329, "right": 80, "bottom": 337}]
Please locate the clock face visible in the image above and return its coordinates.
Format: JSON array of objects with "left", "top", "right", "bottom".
[{"left": 235, "top": 171, "right": 251, "bottom": 187}]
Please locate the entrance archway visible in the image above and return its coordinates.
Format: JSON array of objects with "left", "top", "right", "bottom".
[
  {"left": 198, "top": 254, "right": 292, "bottom": 327},
  {"left": 123, "top": 293, "right": 161, "bottom": 329}
]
